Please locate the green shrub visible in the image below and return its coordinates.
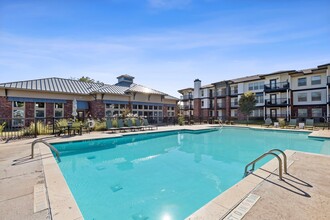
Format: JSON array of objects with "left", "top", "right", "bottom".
[
  {"left": 0, "top": 122, "right": 6, "bottom": 133},
  {"left": 29, "top": 121, "right": 52, "bottom": 135},
  {"left": 112, "top": 119, "right": 118, "bottom": 128},
  {"left": 178, "top": 115, "right": 184, "bottom": 126},
  {"left": 56, "top": 119, "right": 68, "bottom": 127},
  {"left": 94, "top": 120, "right": 106, "bottom": 131},
  {"left": 278, "top": 118, "right": 286, "bottom": 128}
]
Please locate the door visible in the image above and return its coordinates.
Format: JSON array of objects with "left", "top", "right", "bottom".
[
  {"left": 270, "top": 109, "right": 277, "bottom": 119},
  {"left": 270, "top": 79, "right": 277, "bottom": 89},
  {"left": 270, "top": 94, "right": 277, "bottom": 105}
]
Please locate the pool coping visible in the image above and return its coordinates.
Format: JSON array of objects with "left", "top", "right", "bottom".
[
  {"left": 38, "top": 143, "right": 83, "bottom": 220},
  {"left": 185, "top": 149, "right": 297, "bottom": 219},
  {"left": 38, "top": 126, "right": 330, "bottom": 220}
]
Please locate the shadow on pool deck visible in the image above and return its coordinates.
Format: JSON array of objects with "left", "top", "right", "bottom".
[{"left": 243, "top": 152, "right": 330, "bottom": 220}]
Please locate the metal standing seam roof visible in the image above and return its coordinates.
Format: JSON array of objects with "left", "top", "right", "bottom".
[
  {"left": 164, "top": 95, "right": 179, "bottom": 100},
  {"left": 125, "top": 84, "right": 168, "bottom": 95},
  {"left": 0, "top": 77, "right": 167, "bottom": 96}
]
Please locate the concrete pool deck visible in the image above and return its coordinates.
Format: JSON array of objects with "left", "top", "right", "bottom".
[{"left": 1, "top": 125, "right": 330, "bottom": 220}]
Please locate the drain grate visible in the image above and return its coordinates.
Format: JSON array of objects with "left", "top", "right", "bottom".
[{"left": 223, "top": 193, "right": 260, "bottom": 220}]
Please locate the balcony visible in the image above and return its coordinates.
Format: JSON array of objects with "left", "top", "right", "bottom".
[
  {"left": 230, "top": 89, "right": 238, "bottom": 96},
  {"left": 265, "top": 98, "right": 290, "bottom": 107},
  {"left": 231, "top": 101, "right": 239, "bottom": 108},
  {"left": 182, "top": 105, "right": 194, "bottom": 110},
  {"left": 217, "top": 103, "right": 226, "bottom": 109},
  {"left": 180, "top": 94, "right": 193, "bottom": 100},
  {"left": 217, "top": 91, "right": 227, "bottom": 97},
  {"left": 264, "top": 81, "right": 289, "bottom": 92}
]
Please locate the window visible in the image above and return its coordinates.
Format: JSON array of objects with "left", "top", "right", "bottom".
[
  {"left": 248, "top": 81, "right": 264, "bottom": 91},
  {"left": 201, "top": 90, "right": 204, "bottom": 97},
  {"left": 312, "top": 108, "right": 322, "bottom": 117},
  {"left": 248, "top": 83, "right": 253, "bottom": 91},
  {"left": 12, "top": 101, "right": 25, "bottom": 127},
  {"left": 298, "top": 109, "right": 307, "bottom": 117},
  {"left": 311, "top": 92, "right": 321, "bottom": 101},
  {"left": 201, "top": 101, "right": 204, "bottom": 107},
  {"left": 297, "top": 93, "right": 307, "bottom": 102},
  {"left": 35, "top": 102, "right": 45, "bottom": 118},
  {"left": 256, "top": 94, "right": 264, "bottom": 104},
  {"left": 298, "top": 77, "right": 307, "bottom": 86},
  {"left": 254, "top": 82, "right": 259, "bottom": 90},
  {"left": 54, "top": 103, "right": 64, "bottom": 118},
  {"left": 105, "top": 103, "right": 127, "bottom": 117},
  {"left": 231, "top": 109, "right": 237, "bottom": 117},
  {"left": 311, "top": 76, "right": 321, "bottom": 85}
]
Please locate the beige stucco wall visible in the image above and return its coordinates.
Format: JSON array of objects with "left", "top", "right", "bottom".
[
  {"left": 290, "top": 71, "right": 327, "bottom": 90},
  {"left": 102, "top": 93, "right": 129, "bottom": 102}
]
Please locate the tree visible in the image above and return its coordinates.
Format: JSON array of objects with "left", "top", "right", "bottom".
[
  {"left": 71, "top": 76, "right": 103, "bottom": 84},
  {"left": 239, "top": 91, "right": 257, "bottom": 123}
]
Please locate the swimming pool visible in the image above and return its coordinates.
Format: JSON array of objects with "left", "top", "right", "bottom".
[{"left": 53, "top": 127, "right": 330, "bottom": 219}]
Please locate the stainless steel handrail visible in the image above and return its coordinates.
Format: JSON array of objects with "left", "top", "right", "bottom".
[
  {"left": 31, "top": 139, "right": 61, "bottom": 162},
  {"left": 268, "top": 149, "right": 288, "bottom": 174},
  {"left": 244, "top": 152, "right": 283, "bottom": 180}
]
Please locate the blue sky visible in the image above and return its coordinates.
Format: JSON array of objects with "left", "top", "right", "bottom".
[{"left": 1, "top": 0, "right": 329, "bottom": 97}]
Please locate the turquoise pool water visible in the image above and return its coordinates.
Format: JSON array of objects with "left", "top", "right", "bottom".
[{"left": 54, "top": 127, "right": 330, "bottom": 220}]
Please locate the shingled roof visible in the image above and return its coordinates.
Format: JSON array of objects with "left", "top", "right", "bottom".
[{"left": 0, "top": 77, "right": 168, "bottom": 96}]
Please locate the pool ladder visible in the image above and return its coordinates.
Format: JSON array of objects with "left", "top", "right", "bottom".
[
  {"left": 244, "top": 149, "right": 287, "bottom": 180},
  {"left": 31, "top": 139, "right": 61, "bottom": 162}
]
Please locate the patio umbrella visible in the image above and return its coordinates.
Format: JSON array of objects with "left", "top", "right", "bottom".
[{"left": 72, "top": 98, "right": 78, "bottom": 119}]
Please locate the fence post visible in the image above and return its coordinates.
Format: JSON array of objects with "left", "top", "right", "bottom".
[
  {"left": 53, "top": 117, "right": 55, "bottom": 135},
  {"left": 34, "top": 118, "right": 37, "bottom": 138}
]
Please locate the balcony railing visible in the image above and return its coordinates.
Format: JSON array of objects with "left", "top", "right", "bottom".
[
  {"left": 182, "top": 105, "right": 194, "bottom": 110},
  {"left": 181, "top": 94, "right": 193, "bottom": 100},
  {"left": 265, "top": 98, "right": 290, "bottom": 106},
  {"left": 217, "top": 91, "right": 227, "bottom": 97},
  {"left": 264, "top": 81, "right": 289, "bottom": 92},
  {"left": 230, "top": 90, "right": 238, "bottom": 96}
]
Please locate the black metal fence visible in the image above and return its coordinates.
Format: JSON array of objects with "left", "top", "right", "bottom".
[{"left": 0, "top": 116, "right": 179, "bottom": 141}]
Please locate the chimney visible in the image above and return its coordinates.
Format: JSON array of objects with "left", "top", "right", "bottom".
[{"left": 194, "top": 79, "right": 201, "bottom": 98}]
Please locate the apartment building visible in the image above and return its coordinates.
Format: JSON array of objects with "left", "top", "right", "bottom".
[
  {"left": 0, "top": 75, "right": 178, "bottom": 126},
  {"left": 178, "top": 63, "right": 330, "bottom": 122}
]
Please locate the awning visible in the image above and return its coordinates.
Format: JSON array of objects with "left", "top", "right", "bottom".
[
  {"left": 77, "top": 101, "right": 89, "bottom": 110},
  {"left": 103, "top": 100, "right": 129, "bottom": 105},
  {"left": 8, "top": 97, "right": 66, "bottom": 103}
]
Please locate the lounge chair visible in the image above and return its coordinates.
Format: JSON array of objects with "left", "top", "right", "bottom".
[
  {"left": 262, "top": 118, "right": 272, "bottom": 127},
  {"left": 126, "top": 119, "right": 141, "bottom": 131},
  {"left": 117, "top": 119, "right": 129, "bottom": 132},
  {"left": 134, "top": 119, "right": 145, "bottom": 130},
  {"left": 143, "top": 119, "right": 157, "bottom": 130},
  {"left": 106, "top": 119, "right": 119, "bottom": 133},
  {"left": 305, "top": 119, "right": 314, "bottom": 130},
  {"left": 287, "top": 119, "right": 297, "bottom": 129}
]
